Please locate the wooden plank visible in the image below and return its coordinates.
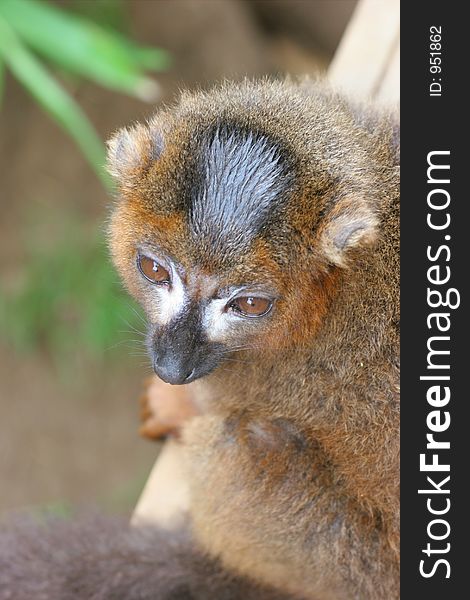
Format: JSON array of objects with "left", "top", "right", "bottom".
[
  {"left": 376, "top": 38, "right": 400, "bottom": 103},
  {"left": 328, "top": 0, "right": 400, "bottom": 101},
  {"left": 131, "top": 438, "right": 190, "bottom": 529}
]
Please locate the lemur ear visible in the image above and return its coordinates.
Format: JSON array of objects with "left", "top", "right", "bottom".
[
  {"left": 316, "top": 196, "right": 379, "bottom": 267},
  {"left": 106, "top": 122, "right": 164, "bottom": 189}
]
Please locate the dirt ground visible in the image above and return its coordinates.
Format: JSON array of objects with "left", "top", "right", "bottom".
[{"left": 0, "top": 0, "right": 355, "bottom": 517}]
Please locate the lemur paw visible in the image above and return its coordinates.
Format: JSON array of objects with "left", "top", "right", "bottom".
[{"left": 139, "top": 376, "right": 198, "bottom": 441}]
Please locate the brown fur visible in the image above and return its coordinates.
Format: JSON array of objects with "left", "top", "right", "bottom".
[{"left": 107, "top": 79, "right": 400, "bottom": 599}]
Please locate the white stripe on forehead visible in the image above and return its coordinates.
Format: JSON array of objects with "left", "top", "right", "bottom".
[{"left": 190, "top": 129, "right": 290, "bottom": 250}]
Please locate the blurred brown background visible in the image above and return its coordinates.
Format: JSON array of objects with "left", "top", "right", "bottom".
[{"left": 0, "top": 0, "right": 356, "bottom": 516}]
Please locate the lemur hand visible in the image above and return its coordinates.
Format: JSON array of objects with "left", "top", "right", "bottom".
[{"left": 139, "top": 376, "right": 199, "bottom": 440}]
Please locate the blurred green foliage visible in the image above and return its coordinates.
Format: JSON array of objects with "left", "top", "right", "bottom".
[
  {"left": 0, "top": 213, "right": 145, "bottom": 364},
  {"left": 69, "top": 0, "right": 129, "bottom": 32},
  {"left": 0, "top": 0, "right": 170, "bottom": 186}
]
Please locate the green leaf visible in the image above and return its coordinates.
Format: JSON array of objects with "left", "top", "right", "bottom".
[
  {"left": 0, "top": 15, "right": 109, "bottom": 188},
  {"left": 0, "top": 0, "right": 170, "bottom": 100}
]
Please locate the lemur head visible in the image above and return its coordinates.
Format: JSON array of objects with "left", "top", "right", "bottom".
[{"left": 107, "top": 81, "right": 381, "bottom": 384}]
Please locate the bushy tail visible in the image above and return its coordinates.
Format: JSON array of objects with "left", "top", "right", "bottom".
[{"left": 0, "top": 513, "right": 291, "bottom": 600}]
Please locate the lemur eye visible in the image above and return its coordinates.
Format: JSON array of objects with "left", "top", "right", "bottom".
[
  {"left": 229, "top": 296, "right": 272, "bottom": 317},
  {"left": 138, "top": 254, "right": 170, "bottom": 285}
]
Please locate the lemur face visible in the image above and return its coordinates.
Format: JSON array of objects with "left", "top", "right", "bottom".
[
  {"left": 108, "top": 82, "right": 379, "bottom": 384},
  {"left": 110, "top": 127, "right": 294, "bottom": 384}
]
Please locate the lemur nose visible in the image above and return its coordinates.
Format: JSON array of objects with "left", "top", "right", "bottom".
[{"left": 153, "top": 356, "right": 195, "bottom": 385}]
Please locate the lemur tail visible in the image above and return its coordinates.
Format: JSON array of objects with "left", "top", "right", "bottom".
[{"left": 0, "top": 513, "right": 292, "bottom": 600}]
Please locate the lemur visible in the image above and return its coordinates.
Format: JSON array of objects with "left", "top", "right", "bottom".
[{"left": 0, "top": 79, "right": 399, "bottom": 600}]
